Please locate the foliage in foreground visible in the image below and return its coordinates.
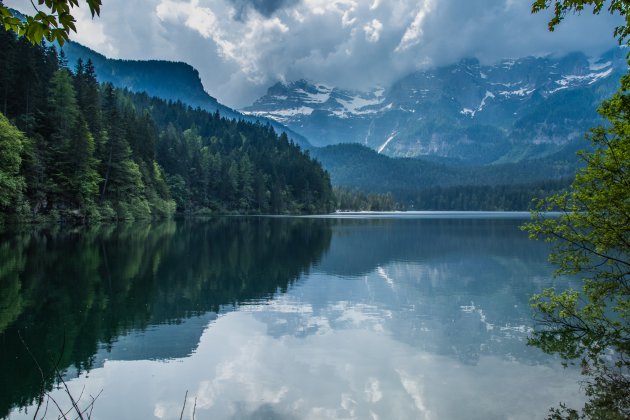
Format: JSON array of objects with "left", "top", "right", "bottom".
[
  {"left": 531, "top": 0, "right": 629, "bottom": 46},
  {"left": 523, "top": 74, "right": 630, "bottom": 419},
  {"left": 0, "top": 0, "right": 101, "bottom": 46},
  {"left": 524, "top": 1, "right": 630, "bottom": 416}
]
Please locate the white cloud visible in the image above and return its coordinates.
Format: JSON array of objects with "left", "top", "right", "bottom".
[
  {"left": 70, "top": 4, "right": 119, "bottom": 56},
  {"left": 156, "top": 0, "right": 289, "bottom": 84},
  {"left": 395, "top": 0, "right": 433, "bottom": 52},
  {"left": 364, "top": 19, "right": 383, "bottom": 43},
  {"left": 342, "top": 10, "right": 357, "bottom": 27},
  {"left": 156, "top": 0, "right": 219, "bottom": 39}
]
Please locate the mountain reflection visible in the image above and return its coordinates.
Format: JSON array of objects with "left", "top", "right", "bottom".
[
  {"left": 309, "top": 218, "right": 578, "bottom": 364},
  {"left": 0, "top": 217, "right": 332, "bottom": 417}
]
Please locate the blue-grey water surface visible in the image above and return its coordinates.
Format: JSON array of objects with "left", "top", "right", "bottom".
[{"left": 2, "top": 214, "right": 583, "bottom": 419}]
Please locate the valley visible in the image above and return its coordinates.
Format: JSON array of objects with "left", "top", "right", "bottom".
[{"left": 56, "top": 41, "right": 627, "bottom": 210}]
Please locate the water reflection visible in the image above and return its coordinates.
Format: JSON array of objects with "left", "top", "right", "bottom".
[
  {"left": 1, "top": 216, "right": 584, "bottom": 419},
  {"left": 309, "top": 218, "right": 581, "bottom": 364},
  {"left": 0, "top": 218, "right": 331, "bottom": 418}
]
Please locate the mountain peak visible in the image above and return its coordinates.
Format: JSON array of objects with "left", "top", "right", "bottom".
[{"left": 459, "top": 57, "right": 480, "bottom": 67}]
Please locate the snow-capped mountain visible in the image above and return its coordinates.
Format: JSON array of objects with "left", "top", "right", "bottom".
[
  {"left": 244, "top": 79, "right": 387, "bottom": 123},
  {"left": 243, "top": 48, "right": 626, "bottom": 164}
]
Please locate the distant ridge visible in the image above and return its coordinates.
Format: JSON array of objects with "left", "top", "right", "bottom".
[
  {"left": 61, "top": 42, "right": 311, "bottom": 148},
  {"left": 311, "top": 142, "right": 579, "bottom": 194}
]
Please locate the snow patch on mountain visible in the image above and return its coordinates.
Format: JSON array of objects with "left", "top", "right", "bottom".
[
  {"left": 547, "top": 67, "right": 614, "bottom": 94},
  {"left": 501, "top": 59, "right": 516, "bottom": 68},
  {"left": 244, "top": 106, "right": 314, "bottom": 123},
  {"left": 588, "top": 59, "right": 612, "bottom": 71},
  {"left": 335, "top": 95, "right": 385, "bottom": 117},
  {"left": 498, "top": 87, "right": 535, "bottom": 97},
  {"left": 478, "top": 91, "right": 495, "bottom": 111},
  {"left": 296, "top": 86, "right": 332, "bottom": 104},
  {"left": 243, "top": 80, "right": 388, "bottom": 120},
  {"left": 461, "top": 91, "right": 496, "bottom": 118},
  {"left": 378, "top": 131, "right": 398, "bottom": 154},
  {"left": 562, "top": 68, "right": 613, "bottom": 85}
]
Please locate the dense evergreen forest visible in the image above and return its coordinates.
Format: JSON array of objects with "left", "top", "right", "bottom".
[
  {"left": 402, "top": 178, "right": 573, "bottom": 210},
  {"left": 334, "top": 187, "right": 401, "bottom": 211},
  {"left": 60, "top": 41, "right": 312, "bottom": 148},
  {"left": 0, "top": 29, "right": 334, "bottom": 223},
  {"left": 334, "top": 178, "right": 571, "bottom": 212},
  {"left": 315, "top": 144, "right": 576, "bottom": 210},
  {"left": 313, "top": 143, "right": 579, "bottom": 194}
]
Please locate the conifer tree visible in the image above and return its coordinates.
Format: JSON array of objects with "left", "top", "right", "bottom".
[
  {"left": 46, "top": 69, "right": 80, "bottom": 205},
  {"left": 0, "top": 113, "right": 25, "bottom": 214}
]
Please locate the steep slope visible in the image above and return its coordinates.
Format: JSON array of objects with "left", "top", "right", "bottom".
[
  {"left": 246, "top": 49, "right": 626, "bottom": 163},
  {"left": 61, "top": 42, "right": 311, "bottom": 148},
  {"left": 62, "top": 42, "right": 229, "bottom": 114}
]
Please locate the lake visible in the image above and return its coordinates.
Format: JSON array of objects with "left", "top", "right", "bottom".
[{"left": 1, "top": 214, "right": 584, "bottom": 419}]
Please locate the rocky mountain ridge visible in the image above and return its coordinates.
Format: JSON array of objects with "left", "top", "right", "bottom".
[{"left": 244, "top": 48, "right": 627, "bottom": 163}]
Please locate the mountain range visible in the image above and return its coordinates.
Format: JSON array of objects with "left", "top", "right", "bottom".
[
  {"left": 244, "top": 49, "right": 627, "bottom": 164},
  {"left": 60, "top": 40, "right": 626, "bottom": 201}
]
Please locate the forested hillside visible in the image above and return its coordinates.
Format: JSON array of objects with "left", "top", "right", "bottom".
[
  {"left": 61, "top": 41, "right": 312, "bottom": 149},
  {"left": 313, "top": 143, "right": 576, "bottom": 210},
  {"left": 0, "top": 29, "right": 333, "bottom": 223}
]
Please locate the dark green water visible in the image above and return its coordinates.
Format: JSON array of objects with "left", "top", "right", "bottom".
[{"left": 1, "top": 214, "right": 583, "bottom": 419}]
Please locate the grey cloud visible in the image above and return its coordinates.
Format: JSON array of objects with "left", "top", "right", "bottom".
[
  {"left": 416, "top": 0, "right": 621, "bottom": 64},
  {"left": 226, "top": 0, "right": 622, "bottom": 106},
  {"left": 5, "top": 0, "right": 622, "bottom": 108},
  {"left": 228, "top": 0, "right": 301, "bottom": 20}
]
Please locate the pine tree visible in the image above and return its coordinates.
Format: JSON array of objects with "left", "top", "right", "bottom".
[
  {"left": 66, "top": 117, "right": 100, "bottom": 209},
  {"left": 239, "top": 154, "right": 254, "bottom": 210},
  {"left": 79, "top": 59, "right": 102, "bottom": 136},
  {"left": 0, "top": 113, "right": 25, "bottom": 213},
  {"left": 46, "top": 69, "right": 80, "bottom": 206}
]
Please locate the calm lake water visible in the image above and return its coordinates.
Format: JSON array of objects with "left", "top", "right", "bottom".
[{"left": 1, "top": 214, "right": 584, "bottom": 419}]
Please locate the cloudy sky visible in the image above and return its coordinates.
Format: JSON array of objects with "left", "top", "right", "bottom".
[{"left": 6, "top": 0, "right": 623, "bottom": 108}]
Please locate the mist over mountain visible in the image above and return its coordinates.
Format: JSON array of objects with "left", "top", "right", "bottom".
[{"left": 244, "top": 48, "right": 627, "bottom": 164}]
